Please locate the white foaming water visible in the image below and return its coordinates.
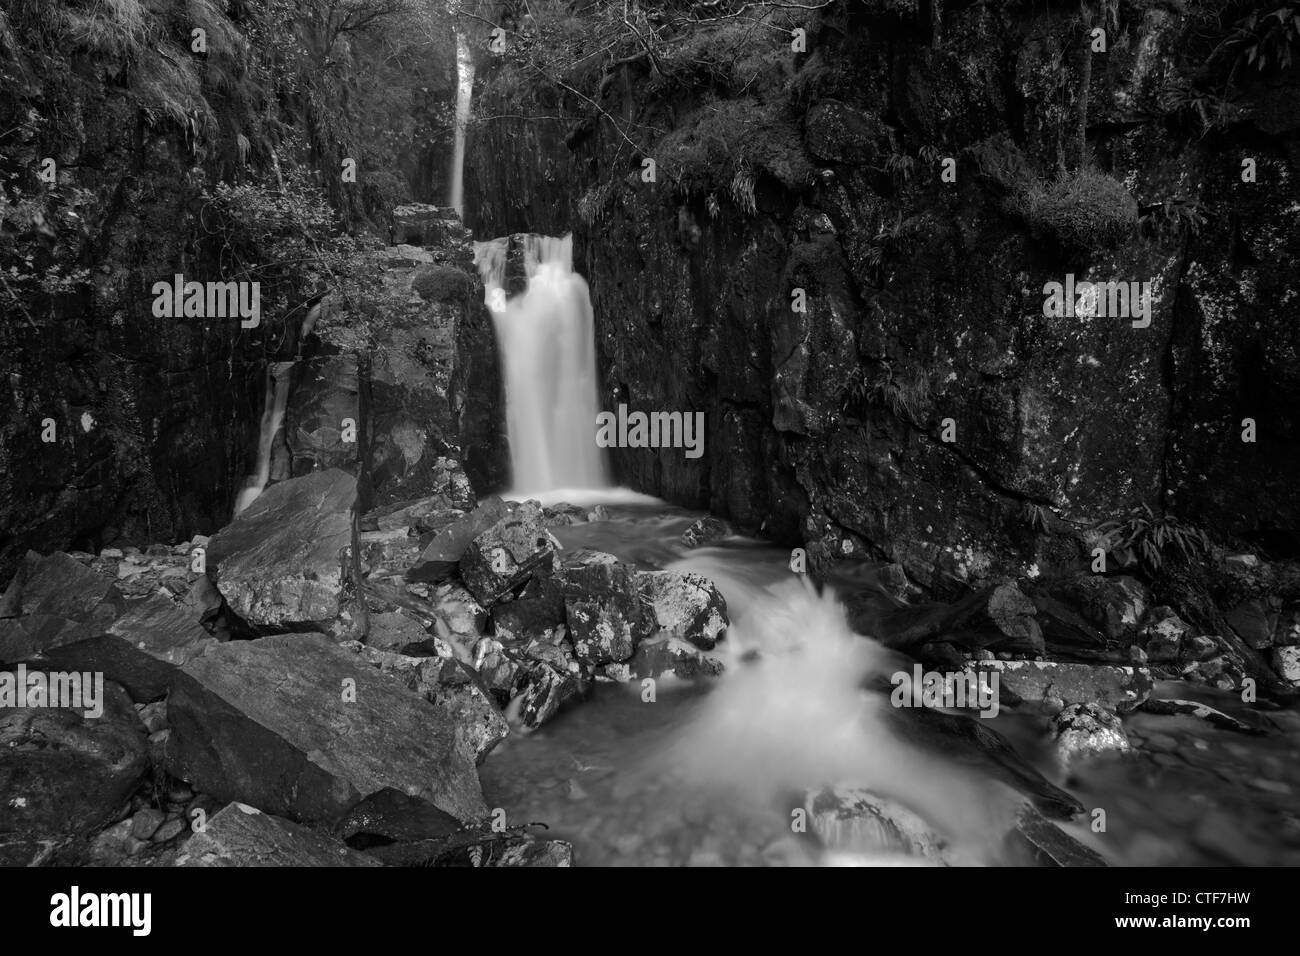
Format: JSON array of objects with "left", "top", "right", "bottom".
[
  {"left": 648, "top": 570, "right": 1020, "bottom": 863},
  {"left": 475, "top": 234, "right": 608, "bottom": 493},
  {"left": 448, "top": 29, "right": 474, "bottom": 216},
  {"left": 232, "top": 360, "right": 292, "bottom": 518}
]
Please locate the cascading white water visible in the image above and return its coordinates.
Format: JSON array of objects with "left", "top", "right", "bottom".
[
  {"left": 232, "top": 360, "right": 293, "bottom": 517},
  {"left": 448, "top": 28, "right": 474, "bottom": 216},
  {"left": 474, "top": 234, "right": 608, "bottom": 494}
]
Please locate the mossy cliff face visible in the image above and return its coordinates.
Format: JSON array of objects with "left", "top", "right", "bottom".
[
  {"left": 464, "top": 2, "right": 1300, "bottom": 594},
  {"left": 0, "top": 46, "right": 263, "bottom": 573}
]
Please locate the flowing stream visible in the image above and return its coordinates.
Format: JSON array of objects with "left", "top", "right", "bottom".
[{"left": 470, "top": 230, "right": 1300, "bottom": 867}]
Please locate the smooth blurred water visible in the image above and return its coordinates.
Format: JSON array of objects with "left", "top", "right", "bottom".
[
  {"left": 481, "top": 498, "right": 1300, "bottom": 866},
  {"left": 474, "top": 236, "right": 608, "bottom": 491}
]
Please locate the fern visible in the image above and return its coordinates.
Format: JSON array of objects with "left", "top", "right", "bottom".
[{"left": 1092, "top": 504, "right": 1211, "bottom": 573}]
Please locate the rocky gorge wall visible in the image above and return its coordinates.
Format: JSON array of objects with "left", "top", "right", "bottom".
[{"left": 463, "top": 1, "right": 1300, "bottom": 598}]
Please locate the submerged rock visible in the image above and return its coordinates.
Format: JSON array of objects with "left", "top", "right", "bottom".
[
  {"left": 1004, "top": 804, "right": 1108, "bottom": 867},
  {"left": 207, "top": 469, "right": 358, "bottom": 631},
  {"left": 174, "top": 803, "right": 381, "bottom": 867},
  {"left": 165, "top": 633, "right": 488, "bottom": 824},
  {"left": 804, "top": 787, "right": 950, "bottom": 864}
]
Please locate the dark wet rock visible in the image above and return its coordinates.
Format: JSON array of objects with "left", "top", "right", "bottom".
[
  {"left": 460, "top": 500, "right": 556, "bottom": 606},
  {"left": 1047, "top": 575, "right": 1151, "bottom": 644},
  {"left": 637, "top": 571, "right": 728, "bottom": 650},
  {"left": 284, "top": 354, "right": 362, "bottom": 476},
  {"left": 472, "top": 637, "right": 523, "bottom": 698},
  {"left": 391, "top": 203, "right": 460, "bottom": 247},
  {"left": 1226, "top": 599, "right": 1274, "bottom": 651},
  {"left": 804, "top": 787, "right": 951, "bottom": 864},
  {"left": 165, "top": 633, "right": 487, "bottom": 824},
  {"left": 341, "top": 645, "right": 509, "bottom": 765},
  {"left": 365, "top": 496, "right": 458, "bottom": 534},
  {"left": 804, "top": 99, "right": 889, "bottom": 165},
  {"left": 1141, "top": 697, "right": 1272, "bottom": 736},
  {"left": 336, "top": 787, "right": 463, "bottom": 847},
  {"left": 512, "top": 662, "right": 585, "bottom": 730},
  {"left": 557, "top": 555, "right": 647, "bottom": 666},
  {"left": 1054, "top": 703, "right": 1129, "bottom": 769},
  {"left": 886, "top": 705, "right": 1084, "bottom": 821},
  {"left": 681, "top": 516, "right": 729, "bottom": 549},
  {"left": 366, "top": 609, "right": 431, "bottom": 651},
  {"left": 407, "top": 496, "right": 510, "bottom": 583},
  {"left": 965, "top": 659, "right": 1152, "bottom": 713},
  {"left": 631, "top": 635, "right": 724, "bottom": 680},
  {"left": 0, "top": 551, "right": 217, "bottom": 701},
  {"left": 492, "top": 595, "right": 566, "bottom": 644},
  {"left": 1004, "top": 804, "right": 1107, "bottom": 867},
  {"left": 1141, "top": 606, "right": 1189, "bottom": 663},
  {"left": 0, "top": 679, "right": 147, "bottom": 866},
  {"left": 207, "top": 469, "right": 358, "bottom": 631},
  {"left": 1025, "top": 588, "right": 1110, "bottom": 660},
  {"left": 130, "top": 808, "right": 165, "bottom": 841},
  {"left": 872, "top": 582, "right": 1044, "bottom": 656},
  {"left": 174, "top": 802, "right": 381, "bottom": 867},
  {"left": 542, "top": 502, "right": 591, "bottom": 528},
  {"left": 1183, "top": 634, "right": 1223, "bottom": 662}
]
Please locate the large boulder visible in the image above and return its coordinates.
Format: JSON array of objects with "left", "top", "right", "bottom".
[
  {"left": 164, "top": 633, "right": 487, "bottom": 824},
  {"left": 340, "top": 643, "right": 508, "bottom": 765},
  {"left": 207, "top": 469, "right": 358, "bottom": 631},
  {"left": 174, "top": 802, "right": 381, "bottom": 867},
  {"left": 0, "top": 679, "right": 148, "bottom": 866}
]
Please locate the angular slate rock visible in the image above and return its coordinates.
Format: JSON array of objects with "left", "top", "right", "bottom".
[
  {"left": 407, "top": 496, "right": 510, "bottom": 583},
  {"left": 165, "top": 633, "right": 487, "bottom": 824},
  {"left": 460, "top": 500, "right": 556, "bottom": 606},
  {"left": 174, "top": 803, "right": 381, "bottom": 867},
  {"left": 0, "top": 552, "right": 216, "bottom": 701},
  {"left": 1004, "top": 804, "right": 1108, "bottom": 867},
  {"left": 207, "top": 469, "right": 358, "bottom": 630}
]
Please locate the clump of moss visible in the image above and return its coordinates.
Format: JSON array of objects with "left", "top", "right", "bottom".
[
  {"left": 412, "top": 264, "right": 472, "bottom": 304},
  {"left": 1016, "top": 169, "right": 1138, "bottom": 252},
  {"left": 658, "top": 96, "right": 814, "bottom": 205}
]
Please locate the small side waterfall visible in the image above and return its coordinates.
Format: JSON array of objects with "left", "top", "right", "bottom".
[
  {"left": 233, "top": 360, "right": 293, "bottom": 517},
  {"left": 474, "top": 234, "right": 608, "bottom": 494},
  {"left": 448, "top": 29, "right": 474, "bottom": 216}
]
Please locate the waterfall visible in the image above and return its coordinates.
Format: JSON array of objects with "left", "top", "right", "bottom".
[
  {"left": 233, "top": 360, "right": 293, "bottom": 518},
  {"left": 448, "top": 28, "right": 474, "bottom": 216},
  {"left": 474, "top": 234, "right": 608, "bottom": 494}
]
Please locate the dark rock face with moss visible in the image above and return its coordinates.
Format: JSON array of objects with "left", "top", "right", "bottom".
[{"left": 464, "top": 1, "right": 1300, "bottom": 596}]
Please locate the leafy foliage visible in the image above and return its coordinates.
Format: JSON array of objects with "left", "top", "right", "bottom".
[{"left": 1092, "top": 504, "right": 1212, "bottom": 573}]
